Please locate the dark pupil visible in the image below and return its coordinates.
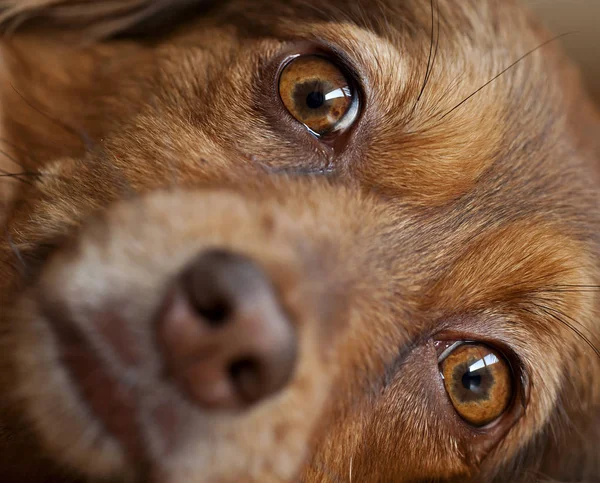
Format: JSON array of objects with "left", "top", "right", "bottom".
[
  {"left": 306, "top": 91, "right": 325, "bottom": 109},
  {"left": 462, "top": 371, "right": 483, "bottom": 393}
]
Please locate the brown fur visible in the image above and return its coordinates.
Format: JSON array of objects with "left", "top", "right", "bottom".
[{"left": 0, "top": 1, "right": 598, "bottom": 482}]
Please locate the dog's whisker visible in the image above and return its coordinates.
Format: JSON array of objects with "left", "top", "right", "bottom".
[
  {"left": 0, "top": 137, "right": 43, "bottom": 169},
  {"left": 0, "top": 170, "right": 41, "bottom": 178},
  {"left": 409, "top": 0, "right": 440, "bottom": 116},
  {"left": 0, "top": 146, "right": 37, "bottom": 173},
  {"left": 9, "top": 83, "right": 95, "bottom": 152},
  {"left": 440, "top": 32, "right": 576, "bottom": 120},
  {"left": 0, "top": 169, "right": 38, "bottom": 187},
  {"left": 526, "top": 302, "right": 600, "bottom": 360}
]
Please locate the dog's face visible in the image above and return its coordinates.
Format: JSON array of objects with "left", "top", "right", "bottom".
[{"left": 0, "top": 0, "right": 599, "bottom": 482}]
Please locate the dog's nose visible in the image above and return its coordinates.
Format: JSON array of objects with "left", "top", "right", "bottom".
[{"left": 158, "top": 250, "right": 297, "bottom": 410}]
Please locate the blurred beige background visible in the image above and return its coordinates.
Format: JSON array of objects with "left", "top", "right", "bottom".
[{"left": 525, "top": 0, "right": 599, "bottom": 102}]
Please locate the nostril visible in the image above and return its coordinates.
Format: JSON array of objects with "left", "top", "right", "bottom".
[
  {"left": 229, "top": 357, "right": 263, "bottom": 405},
  {"left": 180, "top": 250, "right": 240, "bottom": 327},
  {"left": 191, "top": 298, "right": 231, "bottom": 326},
  {"left": 158, "top": 249, "right": 297, "bottom": 411}
]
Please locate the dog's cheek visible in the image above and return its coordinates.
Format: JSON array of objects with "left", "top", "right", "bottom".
[
  {"left": 426, "top": 221, "right": 599, "bottom": 477},
  {"left": 5, "top": 184, "right": 384, "bottom": 482},
  {"left": 301, "top": 342, "right": 474, "bottom": 482}
]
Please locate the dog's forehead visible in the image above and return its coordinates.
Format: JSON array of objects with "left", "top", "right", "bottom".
[
  {"left": 215, "top": 0, "right": 521, "bottom": 51},
  {"left": 141, "top": 0, "right": 553, "bottom": 208}
]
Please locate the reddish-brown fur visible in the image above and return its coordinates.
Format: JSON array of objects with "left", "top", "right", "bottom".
[{"left": 0, "top": 1, "right": 598, "bottom": 482}]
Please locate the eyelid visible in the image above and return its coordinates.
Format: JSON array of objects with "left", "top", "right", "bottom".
[{"left": 437, "top": 340, "right": 465, "bottom": 363}]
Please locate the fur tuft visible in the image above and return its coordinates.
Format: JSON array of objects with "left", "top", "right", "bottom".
[{"left": 0, "top": 0, "right": 214, "bottom": 38}]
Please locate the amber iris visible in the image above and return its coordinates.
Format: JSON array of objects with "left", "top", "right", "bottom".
[
  {"left": 278, "top": 55, "right": 357, "bottom": 136},
  {"left": 441, "top": 344, "right": 512, "bottom": 427}
]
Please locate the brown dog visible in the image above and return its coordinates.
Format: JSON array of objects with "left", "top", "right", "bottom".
[{"left": 0, "top": 1, "right": 598, "bottom": 482}]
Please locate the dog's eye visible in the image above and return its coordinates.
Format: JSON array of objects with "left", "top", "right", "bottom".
[
  {"left": 439, "top": 343, "right": 512, "bottom": 427},
  {"left": 278, "top": 55, "right": 358, "bottom": 136}
]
